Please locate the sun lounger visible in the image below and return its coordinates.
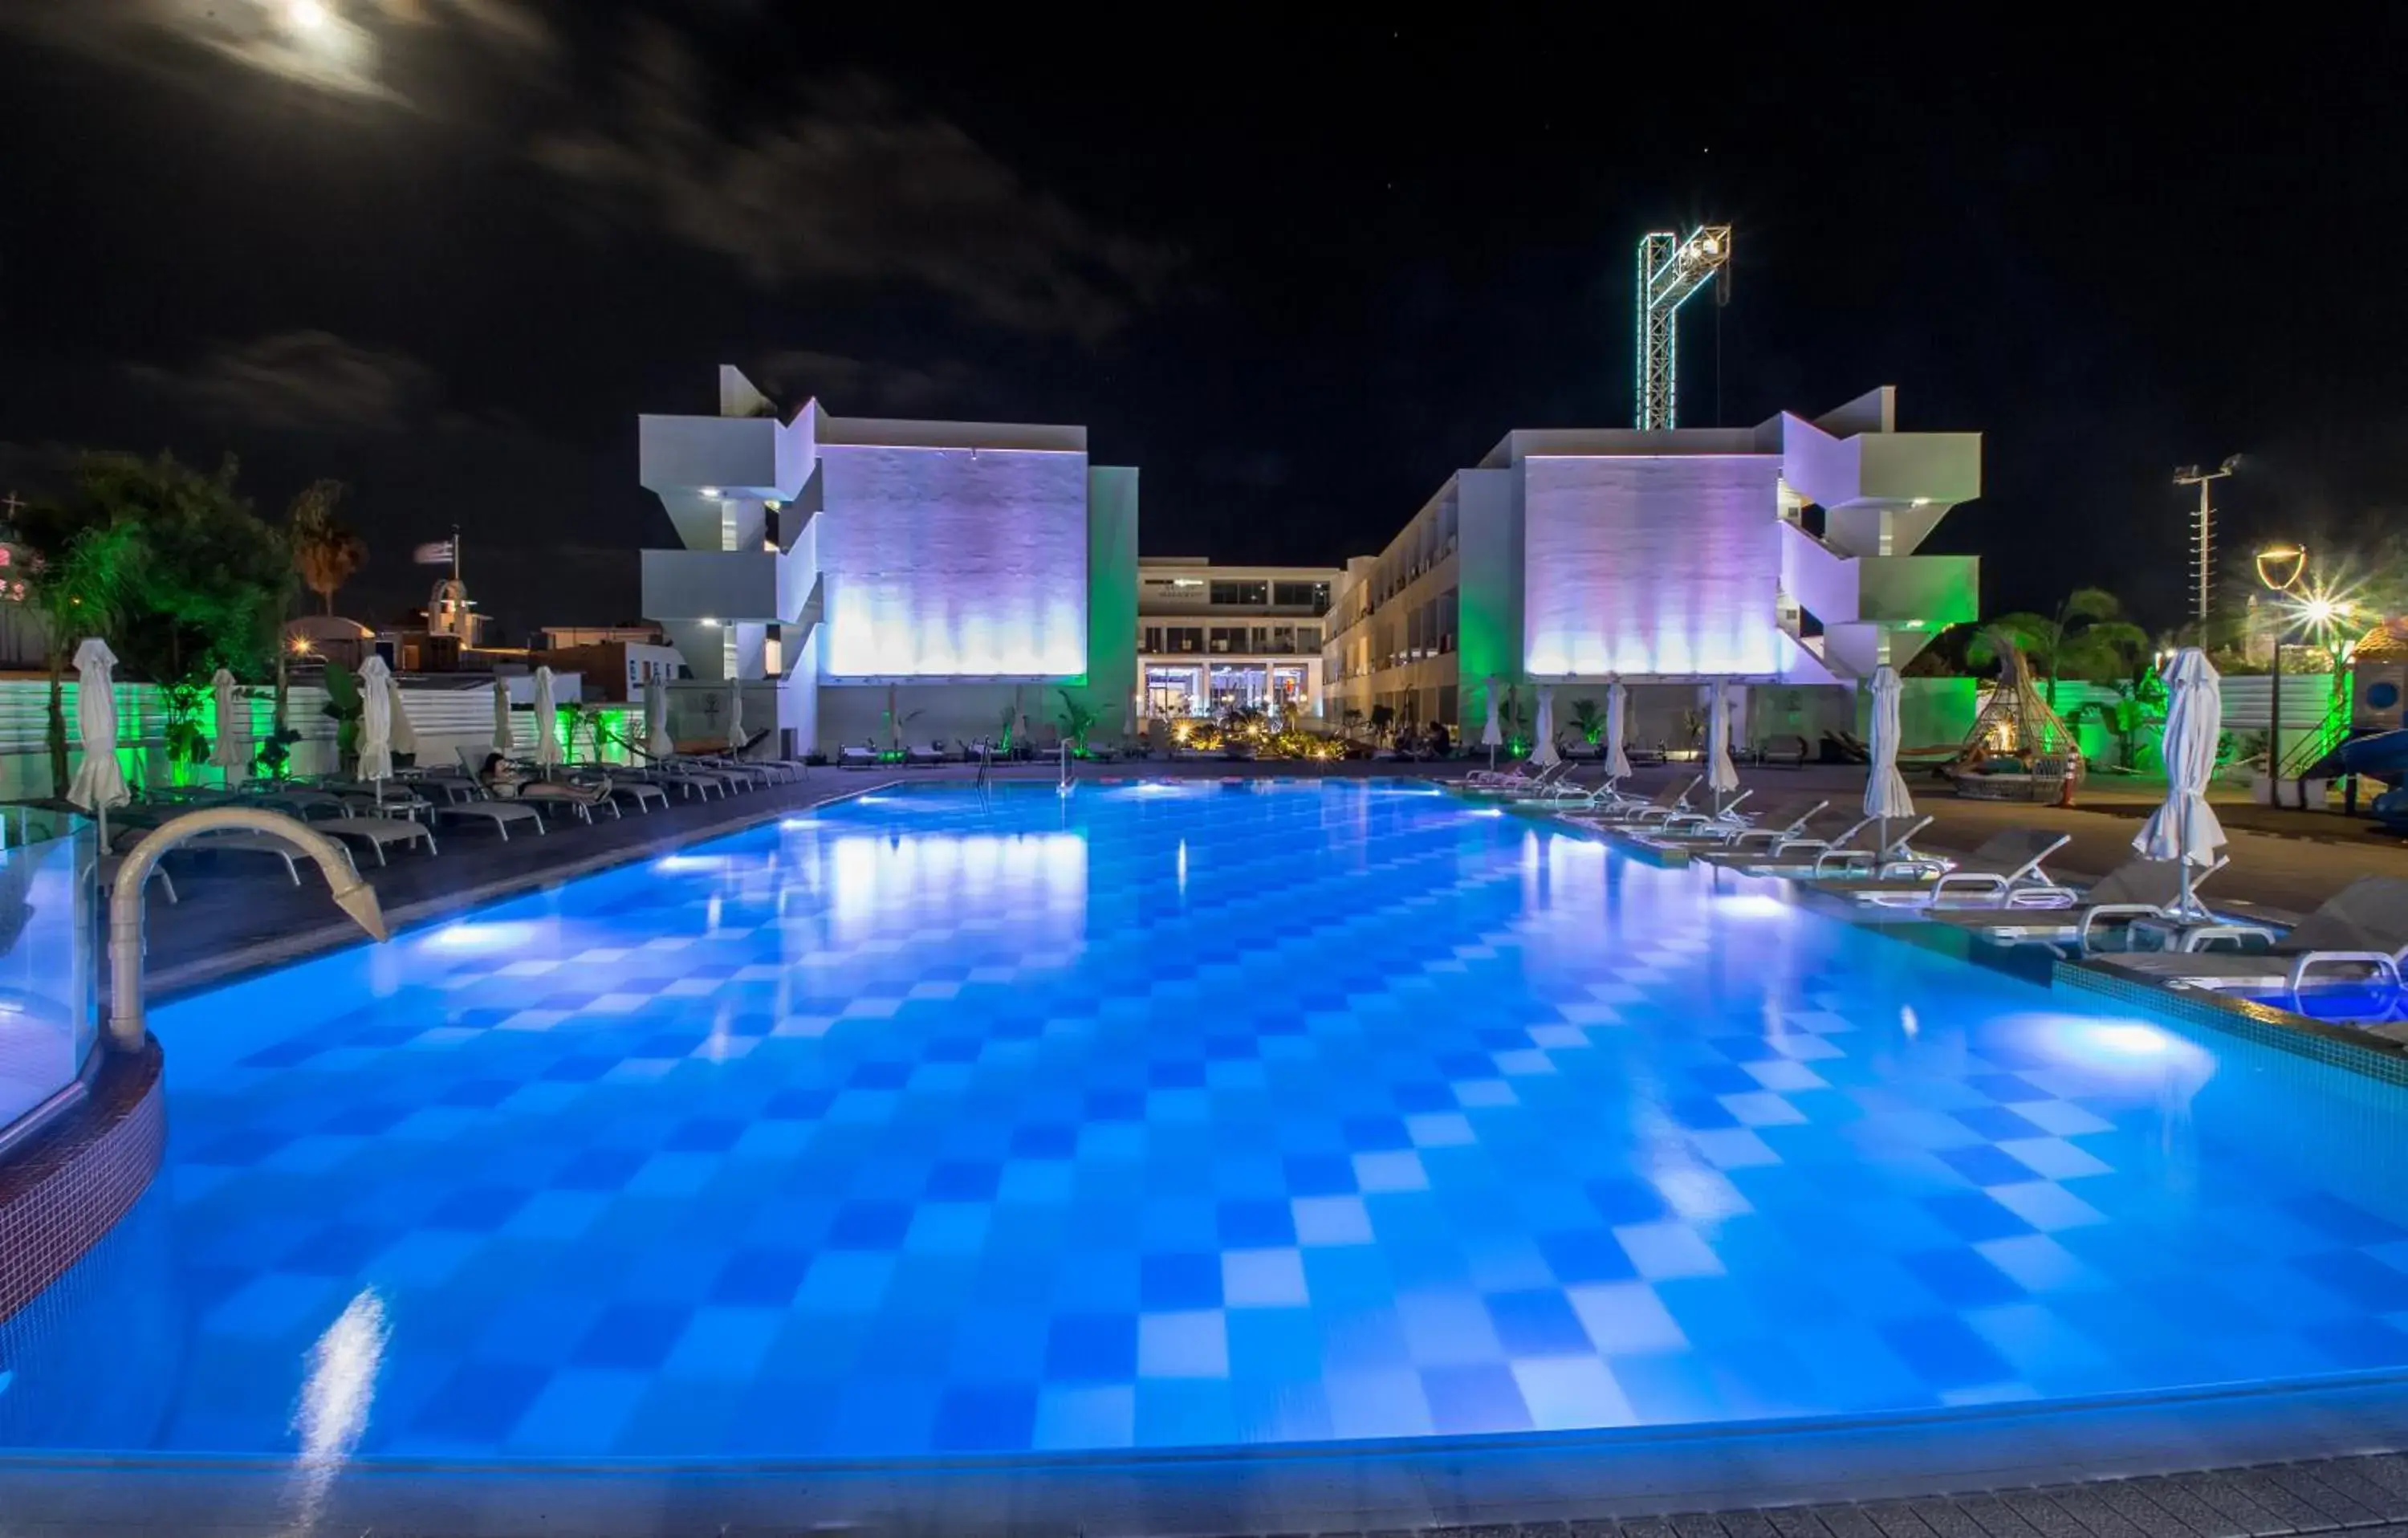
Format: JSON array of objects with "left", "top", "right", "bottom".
[
  {"left": 1690, "top": 808, "right": 1860, "bottom": 863},
  {"left": 337, "top": 787, "right": 434, "bottom": 820},
  {"left": 1491, "top": 767, "right": 1600, "bottom": 801},
  {"left": 1567, "top": 775, "right": 1701, "bottom": 828},
  {"left": 1658, "top": 787, "right": 1755, "bottom": 832},
  {"left": 905, "top": 740, "right": 948, "bottom": 766},
  {"left": 315, "top": 815, "right": 439, "bottom": 865},
  {"left": 405, "top": 771, "right": 482, "bottom": 805},
  {"left": 1641, "top": 796, "right": 1828, "bottom": 848},
  {"left": 600, "top": 779, "right": 669, "bottom": 814},
  {"left": 840, "top": 743, "right": 880, "bottom": 769},
  {"left": 620, "top": 763, "right": 726, "bottom": 800},
  {"left": 254, "top": 788, "right": 352, "bottom": 822},
  {"left": 1812, "top": 828, "right": 2072, "bottom": 905},
  {"left": 1713, "top": 814, "right": 1934, "bottom": 876},
  {"left": 176, "top": 829, "right": 363, "bottom": 886},
  {"left": 433, "top": 801, "right": 546, "bottom": 841},
  {"left": 685, "top": 759, "right": 769, "bottom": 790},
  {"left": 2095, "top": 876, "right": 2408, "bottom": 993},
  {"left": 1454, "top": 760, "right": 1561, "bottom": 791},
  {"left": 1925, "top": 856, "right": 2230, "bottom": 948},
  {"left": 1538, "top": 774, "right": 1629, "bottom": 812},
  {"left": 502, "top": 779, "right": 622, "bottom": 824}
]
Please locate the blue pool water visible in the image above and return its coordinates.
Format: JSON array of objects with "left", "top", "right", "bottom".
[{"left": 11, "top": 779, "right": 2408, "bottom": 1462}]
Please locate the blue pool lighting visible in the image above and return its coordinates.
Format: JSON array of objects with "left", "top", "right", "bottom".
[{"left": 9, "top": 781, "right": 2408, "bottom": 1466}]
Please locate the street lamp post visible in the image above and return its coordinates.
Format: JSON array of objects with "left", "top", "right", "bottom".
[
  {"left": 2255, "top": 543, "right": 2305, "bottom": 809},
  {"left": 2253, "top": 545, "right": 2363, "bottom": 812}
]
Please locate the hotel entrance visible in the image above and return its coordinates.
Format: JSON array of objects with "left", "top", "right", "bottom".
[{"left": 1145, "top": 662, "right": 1208, "bottom": 718}]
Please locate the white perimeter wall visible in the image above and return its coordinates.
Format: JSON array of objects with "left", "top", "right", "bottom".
[
  {"left": 817, "top": 681, "right": 1072, "bottom": 753},
  {"left": 0, "top": 678, "right": 595, "bottom": 800},
  {"left": 816, "top": 445, "right": 1090, "bottom": 678},
  {"left": 1521, "top": 455, "right": 1784, "bottom": 678}
]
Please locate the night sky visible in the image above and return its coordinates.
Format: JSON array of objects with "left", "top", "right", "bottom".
[{"left": 2, "top": 4, "right": 2402, "bottom": 643}]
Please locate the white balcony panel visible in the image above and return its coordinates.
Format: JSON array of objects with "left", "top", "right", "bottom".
[
  {"left": 638, "top": 414, "right": 813, "bottom": 498},
  {"left": 1775, "top": 414, "right": 1980, "bottom": 515},
  {"left": 642, "top": 550, "right": 797, "bottom": 624},
  {"left": 1855, "top": 433, "right": 1981, "bottom": 507},
  {"left": 1780, "top": 522, "right": 1860, "bottom": 626}
]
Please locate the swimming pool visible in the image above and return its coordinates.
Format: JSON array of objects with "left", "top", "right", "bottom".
[{"left": 10, "top": 779, "right": 2408, "bottom": 1467}]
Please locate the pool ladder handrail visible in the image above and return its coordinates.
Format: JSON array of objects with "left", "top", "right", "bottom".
[
  {"left": 1059, "top": 740, "right": 1072, "bottom": 795},
  {"left": 106, "top": 807, "right": 390, "bottom": 1052}
]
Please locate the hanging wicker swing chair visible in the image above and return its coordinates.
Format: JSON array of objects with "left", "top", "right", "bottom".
[{"left": 1953, "top": 629, "right": 2082, "bottom": 802}]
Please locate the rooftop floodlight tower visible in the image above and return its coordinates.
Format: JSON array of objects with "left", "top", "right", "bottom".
[
  {"left": 1635, "top": 225, "right": 1731, "bottom": 430},
  {"left": 2174, "top": 454, "right": 2241, "bottom": 627}
]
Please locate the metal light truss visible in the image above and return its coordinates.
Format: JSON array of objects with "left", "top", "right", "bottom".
[{"left": 1634, "top": 225, "right": 1731, "bottom": 430}]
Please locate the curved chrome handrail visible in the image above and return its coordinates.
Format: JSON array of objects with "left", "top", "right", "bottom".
[{"left": 108, "top": 808, "right": 388, "bottom": 1052}]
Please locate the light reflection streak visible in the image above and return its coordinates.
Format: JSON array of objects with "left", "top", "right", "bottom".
[{"left": 286, "top": 1288, "right": 388, "bottom": 1529}]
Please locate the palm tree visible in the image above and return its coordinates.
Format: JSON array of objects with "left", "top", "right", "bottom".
[
  {"left": 288, "top": 478, "right": 366, "bottom": 616},
  {"left": 1058, "top": 689, "right": 1102, "bottom": 753},
  {"left": 1965, "top": 587, "right": 2150, "bottom": 706},
  {"left": 25, "top": 523, "right": 141, "bottom": 798},
  {"left": 1568, "top": 698, "right": 1605, "bottom": 744}
]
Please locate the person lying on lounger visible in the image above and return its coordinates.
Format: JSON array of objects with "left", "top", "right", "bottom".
[{"left": 478, "top": 754, "right": 612, "bottom": 807}]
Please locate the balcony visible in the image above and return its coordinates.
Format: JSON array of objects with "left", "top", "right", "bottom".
[
  {"left": 641, "top": 549, "right": 814, "bottom": 625},
  {"left": 1778, "top": 419, "right": 1979, "bottom": 513},
  {"left": 1858, "top": 554, "right": 1977, "bottom": 628},
  {"left": 1780, "top": 524, "right": 1975, "bottom": 629},
  {"left": 637, "top": 414, "right": 811, "bottom": 498}
]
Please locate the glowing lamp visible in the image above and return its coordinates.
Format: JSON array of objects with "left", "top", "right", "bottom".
[
  {"left": 2255, "top": 544, "right": 2306, "bottom": 592},
  {"left": 289, "top": 0, "right": 330, "bottom": 29},
  {"left": 698, "top": 486, "right": 722, "bottom": 498}
]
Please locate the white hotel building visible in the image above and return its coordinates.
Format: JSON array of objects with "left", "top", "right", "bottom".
[
  {"left": 1322, "top": 387, "right": 1982, "bottom": 747},
  {"left": 638, "top": 368, "right": 1138, "bottom": 756},
  {"left": 636, "top": 371, "right": 1977, "bottom": 759}
]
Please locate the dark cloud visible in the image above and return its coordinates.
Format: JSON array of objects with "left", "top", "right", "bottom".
[
  {"left": 124, "top": 331, "right": 441, "bottom": 434},
  {"left": 534, "top": 33, "right": 1179, "bottom": 342}
]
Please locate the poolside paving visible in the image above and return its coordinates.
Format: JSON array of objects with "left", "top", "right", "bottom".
[{"left": 11, "top": 1450, "right": 2408, "bottom": 1536}]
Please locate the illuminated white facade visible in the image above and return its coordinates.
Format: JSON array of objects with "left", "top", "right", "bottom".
[
  {"left": 1324, "top": 387, "right": 1980, "bottom": 747},
  {"left": 638, "top": 368, "right": 1139, "bottom": 755}
]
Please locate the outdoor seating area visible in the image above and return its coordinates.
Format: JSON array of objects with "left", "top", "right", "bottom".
[
  {"left": 39, "top": 649, "right": 813, "bottom": 893},
  {"left": 89, "top": 749, "right": 816, "bottom": 880},
  {"left": 1498, "top": 651, "right": 2408, "bottom": 1040}
]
